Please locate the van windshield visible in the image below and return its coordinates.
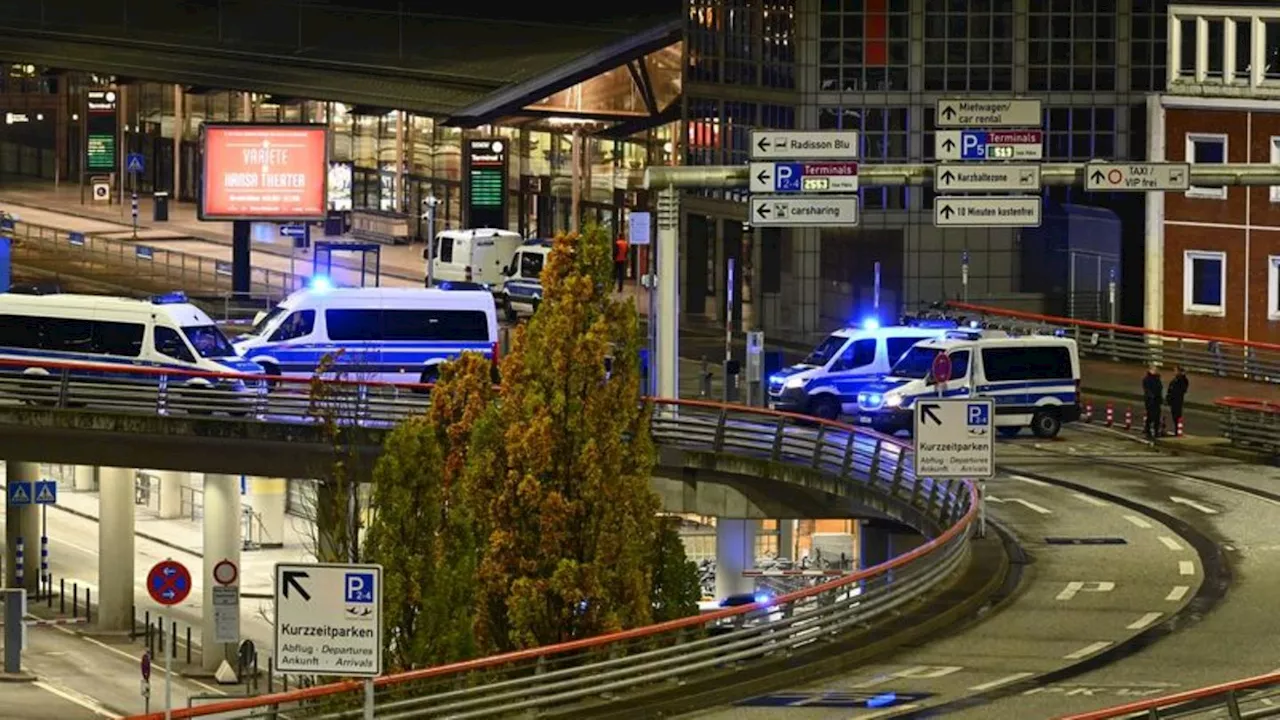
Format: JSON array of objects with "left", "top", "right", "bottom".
[
  {"left": 251, "top": 306, "right": 285, "bottom": 335},
  {"left": 520, "top": 252, "right": 544, "bottom": 279},
  {"left": 802, "top": 334, "right": 846, "bottom": 366},
  {"left": 891, "top": 346, "right": 941, "bottom": 379},
  {"left": 183, "top": 325, "right": 237, "bottom": 358}
]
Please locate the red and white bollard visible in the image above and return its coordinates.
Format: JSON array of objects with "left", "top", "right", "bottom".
[
  {"left": 1176, "top": 417, "right": 1185, "bottom": 437},
  {"left": 1105, "top": 403, "right": 1114, "bottom": 427},
  {"left": 1123, "top": 407, "right": 1133, "bottom": 432},
  {"left": 1083, "top": 402, "right": 1093, "bottom": 423}
]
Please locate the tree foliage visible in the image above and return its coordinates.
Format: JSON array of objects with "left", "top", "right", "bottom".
[
  {"left": 307, "top": 350, "right": 370, "bottom": 564},
  {"left": 363, "top": 354, "right": 494, "bottom": 670}
]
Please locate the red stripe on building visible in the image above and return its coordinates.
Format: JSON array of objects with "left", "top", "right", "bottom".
[{"left": 865, "top": 0, "right": 888, "bottom": 66}]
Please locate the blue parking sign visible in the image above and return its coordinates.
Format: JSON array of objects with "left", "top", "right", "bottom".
[
  {"left": 774, "top": 162, "right": 803, "bottom": 192},
  {"left": 967, "top": 403, "right": 990, "bottom": 426},
  {"left": 344, "top": 572, "right": 375, "bottom": 603}
]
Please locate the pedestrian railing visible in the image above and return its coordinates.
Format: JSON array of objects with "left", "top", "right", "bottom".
[
  {"left": 0, "top": 358, "right": 977, "bottom": 720},
  {"left": 1216, "top": 397, "right": 1280, "bottom": 456},
  {"left": 7, "top": 219, "right": 304, "bottom": 298},
  {"left": 1056, "top": 669, "right": 1280, "bottom": 719},
  {"left": 944, "top": 301, "right": 1280, "bottom": 386}
]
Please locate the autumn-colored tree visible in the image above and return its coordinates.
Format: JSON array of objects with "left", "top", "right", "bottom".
[
  {"left": 650, "top": 517, "right": 702, "bottom": 622},
  {"left": 363, "top": 353, "right": 495, "bottom": 670},
  {"left": 468, "top": 225, "right": 701, "bottom": 652},
  {"left": 306, "top": 350, "right": 370, "bottom": 564}
]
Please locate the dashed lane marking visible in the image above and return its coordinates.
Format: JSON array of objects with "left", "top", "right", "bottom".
[
  {"left": 1165, "top": 585, "right": 1190, "bottom": 602},
  {"left": 1071, "top": 492, "right": 1108, "bottom": 507},
  {"left": 1179, "top": 561, "right": 1196, "bottom": 576},
  {"left": 1122, "top": 515, "right": 1153, "bottom": 529},
  {"left": 1125, "top": 612, "right": 1163, "bottom": 630},
  {"left": 967, "top": 672, "right": 1036, "bottom": 692},
  {"left": 1063, "top": 641, "right": 1113, "bottom": 660},
  {"left": 1157, "top": 536, "right": 1184, "bottom": 552}
]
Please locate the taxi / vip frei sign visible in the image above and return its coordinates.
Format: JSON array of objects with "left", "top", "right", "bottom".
[{"left": 274, "top": 562, "right": 382, "bottom": 676}]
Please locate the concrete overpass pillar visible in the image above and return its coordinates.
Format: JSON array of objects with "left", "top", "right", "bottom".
[
  {"left": 714, "top": 518, "right": 757, "bottom": 601},
  {"left": 777, "top": 519, "right": 796, "bottom": 562},
  {"left": 154, "top": 470, "right": 183, "bottom": 520},
  {"left": 202, "top": 473, "right": 241, "bottom": 671},
  {"left": 97, "top": 466, "right": 135, "bottom": 631},
  {"left": 5, "top": 462, "right": 41, "bottom": 595},
  {"left": 248, "top": 477, "right": 286, "bottom": 548},
  {"left": 73, "top": 465, "right": 96, "bottom": 492},
  {"left": 858, "top": 520, "right": 891, "bottom": 570},
  {"left": 172, "top": 84, "right": 183, "bottom": 198}
]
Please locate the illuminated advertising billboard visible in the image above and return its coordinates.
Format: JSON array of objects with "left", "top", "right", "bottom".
[{"left": 199, "top": 124, "right": 329, "bottom": 221}]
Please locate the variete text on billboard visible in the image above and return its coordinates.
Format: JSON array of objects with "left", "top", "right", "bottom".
[{"left": 199, "top": 124, "right": 329, "bottom": 221}]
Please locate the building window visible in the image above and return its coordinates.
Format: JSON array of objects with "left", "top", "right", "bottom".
[
  {"left": 1029, "top": 0, "right": 1116, "bottom": 92},
  {"left": 922, "top": 0, "right": 1014, "bottom": 92},
  {"left": 1044, "top": 106, "right": 1116, "bottom": 162},
  {"left": 1185, "top": 133, "right": 1227, "bottom": 200},
  {"left": 1271, "top": 138, "right": 1280, "bottom": 203},
  {"left": 819, "top": 105, "right": 908, "bottom": 210},
  {"left": 820, "top": 0, "right": 909, "bottom": 92},
  {"left": 1270, "top": 256, "right": 1280, "bottom": 320},
  {"left": 1183, "top": 250, "right": 1227, "bottom": 316}
]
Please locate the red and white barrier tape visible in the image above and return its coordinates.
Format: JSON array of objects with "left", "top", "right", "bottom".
[{"left": 743, "top": 569, "right": 845, "bottom": 577}]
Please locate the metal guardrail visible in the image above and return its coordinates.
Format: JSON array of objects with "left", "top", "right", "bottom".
[
  {"left": 944, "top": 301, "right": 1280, "bottom": 385},
  {"left": 1216, "top": 397, "right": 1280, "bottom": 456},
  {"left": 1058, "top": 670, "right": 1280, "bottom": 719},
  {"left": 7, "top": 219, "right": 304, "bottom": 299},
  {"left": 0, "top": 357, "right": 975, "bottom": 720}
]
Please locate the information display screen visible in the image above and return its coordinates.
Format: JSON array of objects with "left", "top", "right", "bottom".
[
  {"left": 85, "top": 90, "right": 118, "bottom": 172},
  {"left": 465, "top": 138, "right": 508, "bottom": 229},
  {"left": 199, "top": 124, "right": 329, "bottom": 221}
]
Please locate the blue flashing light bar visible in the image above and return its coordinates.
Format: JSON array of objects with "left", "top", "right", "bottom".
[
  {"left": 150, "top": 291, "right": 188, "bottom": 304},
  {"left": 867, "top": 692, "right": 897, "bottom": 708},
  {"left": 309, "top": 276, "right": 333, "bottom": 292}
]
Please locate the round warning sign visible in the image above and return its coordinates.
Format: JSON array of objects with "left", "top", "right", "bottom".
[{"left": 212, "top": 559, "right": 238, "bottom": 586}]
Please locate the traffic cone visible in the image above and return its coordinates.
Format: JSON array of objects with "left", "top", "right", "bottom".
[
  {"left": 1084, "top": 402, "right": 1093, "bottom": 423},
  {"left": 1105, "top": 403, "right": 1114, "bottom": 427},
  {"left": 1176, "top": 417, "right": 1185, "bottom": 437},
  {"left": 1123, "top": 407, "right": 1133, "bottom": 431}
]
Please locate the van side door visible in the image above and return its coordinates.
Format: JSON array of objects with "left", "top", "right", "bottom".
[{"left": 826, "top": 338, "right": 878, "bottom": 412}]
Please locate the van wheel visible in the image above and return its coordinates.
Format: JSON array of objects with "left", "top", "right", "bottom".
[
  {"left": 998, "top": 426, "right": 1022, "bottom": 439},
  {"left": 414, "top": 365, "right": 440, "bottom": 395},
  {"left": 809, "top": 396, "right": 840, "bottom": 421},
  {"left": 258, "top": 362, "right": 282, "bottom": 389},
  {"left": 503, "top": 301, "right": 518, "bottom": 323},
  {"left": 531, "top": 299, "right": 541, "bottom": 315},
  {"left": 1030, "top": 410, "right": 1062, "bottom": 439}
]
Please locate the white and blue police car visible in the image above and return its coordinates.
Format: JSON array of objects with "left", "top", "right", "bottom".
[
  {"left": 500, "top": 239, "right": 552, "bottom": 322},
  {"left": 855, "top": 332, "right": 1082, "bottom": 438},
  {"left": 767, "top": 319, "right": 957, "bottom": 420}
]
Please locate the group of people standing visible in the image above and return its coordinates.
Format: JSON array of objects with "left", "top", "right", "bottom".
[{"left": 1142, "top": 366, "right": 1190, "bottom": 438}]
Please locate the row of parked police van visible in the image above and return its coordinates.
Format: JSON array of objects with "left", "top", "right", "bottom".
[{"left": 768, "top": 318, "right": 1083, "bottom": 439}]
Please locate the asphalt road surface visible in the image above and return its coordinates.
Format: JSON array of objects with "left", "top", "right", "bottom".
[{"left": 687, "top": 426, "right": 1237, "bottom": 719}]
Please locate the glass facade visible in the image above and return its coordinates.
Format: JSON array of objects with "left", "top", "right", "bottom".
[
  {"left": 1028, "top": 0, "right": 1117, "bottom": 92},
  {"left": 923, "top": 0, "right": 1014, "bottom": 92}
]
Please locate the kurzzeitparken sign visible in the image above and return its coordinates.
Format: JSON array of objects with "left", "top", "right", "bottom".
[{"left": 199, "top": 124, "right": 329, "bottom": 221}]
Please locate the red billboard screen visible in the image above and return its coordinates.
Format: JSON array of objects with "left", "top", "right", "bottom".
[{"left": 199, "top": 124, "right": 329, "bottom": 221}]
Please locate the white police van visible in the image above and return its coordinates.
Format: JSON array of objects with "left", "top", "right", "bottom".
[
  {"left": 500, "top": 239, "right": 552, "bottom": 321},
  {"left": 767, "top": 319, "right": 957, "bottom": 420},
  {"left": 0, "top": 291, "right": 262, "bottom": 400},
  {"left": 855, "top": 332, "right": 1082, "bottom": 438},
  {"left": 233, "top": 282, "right": 499, "bottom": 384}
]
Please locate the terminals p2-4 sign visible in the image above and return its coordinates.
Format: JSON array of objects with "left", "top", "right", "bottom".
[
  {"left": 913, "top": 399, "right": 995, "bottom": 479},
  {"left": 274, "top": 562, "right": 382, "bottom": 676}
]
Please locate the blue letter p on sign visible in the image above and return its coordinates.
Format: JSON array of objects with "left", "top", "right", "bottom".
[
  {"left": 967, "top": 403, "right": 988, "bottom": 426},
  {"left": 345, "top": 573, "right": 374, "bottom": 603}
]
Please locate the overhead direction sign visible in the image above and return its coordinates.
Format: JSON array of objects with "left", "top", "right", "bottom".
[
  {"left": 1084, "top": 162, "right": 1191, "bottom": 192},
  {"left": 914, "top": 399, "right": 995, "bottom": 479},
  {"left": 749, "top": 162, "right": 859, "bottom": 194},
  {"left": 935, "top": 130, "right": 1043, "bottom": 161},
  {"left": 750, "top": 130, "right": 860, "bottom": 160},
  {"left": 936, "top": 98, "right": 1042, "bottom": 128},
  {"left": 750, "top": 195, "right": 859, "bottom": 227},
  {"left": 935, "top": 196, "right": 1042, "bottom": 228},
  {"left": 935, "top": 163, "right": 1041, "bottom": 192},
  {"left": 274, "top": 562, "right": 382, "bottom": 677}
]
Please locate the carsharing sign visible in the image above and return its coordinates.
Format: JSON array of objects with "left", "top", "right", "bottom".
[{"left": 914, "top": 399, "right": 994, "bottom": 479}]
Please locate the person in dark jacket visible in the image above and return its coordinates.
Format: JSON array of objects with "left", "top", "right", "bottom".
[
  {"left": 1167, "top": 365, "right": 1189, "bottom": 432},
  {"left": 1142, "top": 366, "right": 1163, "bottom": 438}
]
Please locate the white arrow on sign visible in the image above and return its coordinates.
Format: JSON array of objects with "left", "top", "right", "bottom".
[
  {"left": 986, "top": 495, "right": 1052, "bottom": 514},
  {"left": 1169, "top": 496, "right": 1218, "bottom": 515}
]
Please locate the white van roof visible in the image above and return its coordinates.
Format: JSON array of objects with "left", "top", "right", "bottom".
[
  {"left": 437, "top": 228, "right": 522, "bottom": 241},
  {"left": 0, "top": 292, "right": 216, "bottom": 326},
  {"left": 280, "top": 286, "right": 497, "bottom": 312},
  {"left": 917, "top": 334, "right": 1078, "bottom": 351}
]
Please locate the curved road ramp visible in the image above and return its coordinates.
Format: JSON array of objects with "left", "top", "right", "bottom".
[{"left": 0, "top": 358, "right": 1009, "bottom": 718}]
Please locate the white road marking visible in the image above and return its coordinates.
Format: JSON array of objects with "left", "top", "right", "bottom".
[
  {"left": 968, "top": 672, "right": 1036, "bottom": 692},
  {"left": 1072, "top": 492, "right": 1107, "bottom": 507},
  {"left": 987, "top": 496, "right": 1052, "bottom": 514},
  {"left": 857, "top": 705, "right": 921, "bottom": 719},
  {"left": 1063, "top": 641, "right": 1113, "bottom": 660},
  {"left": 1126, "top": 612, "right": 1164, "bottom": 630},
  {"left": 1010, "top": 474, "right": 1050, "bottom": 487},
  {"left": 46, "top": 623, "right": 226, "bottom": 695},
  {"left": 1179, "top": 561, "right": 1196, "bottom": 576},
  {"left": 1056, "top": 581, "right": 1116, "bottom": 601},
  {"left": 1122, "top": 515, "right": 1153, "bottom": 529},
  {"left": 1169, "top": 496, "right": 1218, "bottom": 514},
  {"left": 1165, "top": 585, "right": 1190, "bottom": 602},
  {"left": 1157, "top": 536, "right": 1184, "bottom": 552},
  {"left": 33, "top": 680, "right": 121, "bottom": 719}
]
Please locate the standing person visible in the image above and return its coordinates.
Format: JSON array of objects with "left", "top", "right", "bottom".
[
  {"left": 613, "top": 234, "right": 629, "bottom": 292},
  {"left": 1167, "top": 365, "right": 1189, "bottom": 434},
  {"left": 1142, "top": 366, "right": 1163, "bottom": 438}
]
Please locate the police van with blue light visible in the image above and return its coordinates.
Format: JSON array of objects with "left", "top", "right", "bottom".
[
  {"left": 767, "top": 319, "right": 958, "bottom": 420},
  {"left": 855, "top": 330, "right": 1082, "bottom": 438},
  {"left": 234, "top": 280, "right": 499, "bottom": 385},
  {"left": 500, "top": 239, "right": 552, "bottom": 321},
  {"left": 0, "top": 290, "right": 262, "bottom": 404}
]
